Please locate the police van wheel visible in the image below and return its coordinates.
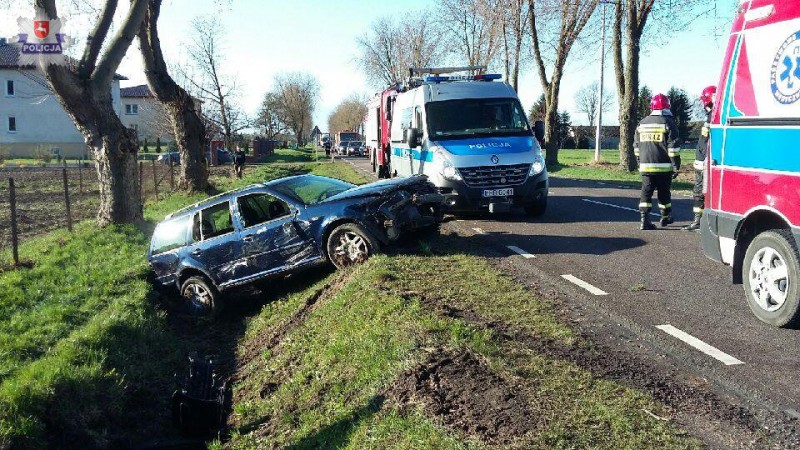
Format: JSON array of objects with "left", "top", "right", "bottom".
[
  {"left": 524, "top": 197, "right": 548, "bottom": 217},
  {"left": 742, "top": 230, "right": 800, "bottom": 328}
]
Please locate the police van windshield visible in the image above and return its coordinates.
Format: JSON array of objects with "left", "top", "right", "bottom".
[{"left": 426, "top": 98, "right": 531, "bottom": 139}]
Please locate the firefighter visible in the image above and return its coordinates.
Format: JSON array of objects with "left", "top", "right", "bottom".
[
  {"left": 683, "top": 85, "right": 716, "bottom": 231},
  {"left": 634, "top": 93, "right": 681, "bottom": 230}
]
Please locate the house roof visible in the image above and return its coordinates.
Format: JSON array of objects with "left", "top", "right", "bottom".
[
  {"left": 0, "top": 40, "right": 127, "bottom": 80},
  {"left": 120, "top": 85, "right": 153, "bottom": 98}
]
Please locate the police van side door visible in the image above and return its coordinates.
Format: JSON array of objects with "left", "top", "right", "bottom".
[{"left": 390, "top": 99, "right": 414, "bottom": 178}]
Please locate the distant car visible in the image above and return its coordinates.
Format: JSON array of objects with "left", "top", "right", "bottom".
[
  {"left": 157, "top": 152, "right": 180, "bottom": 165},
  {"left": 147, "top": 174, "right": 444, "bottom": 317},
  {"left": 336, "top": 141, "right": 350, "bottom": 155},
  {"left": 216, "top": 149, "right": 232, "bottom": 165},
  {"left": 346, "top": 141, "right": 365, "bottom": 157}
]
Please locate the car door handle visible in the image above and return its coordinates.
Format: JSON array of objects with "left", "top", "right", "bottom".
[
  {"left": 242, "top": 234, "right": 254, "bottom": 242},
  {"left": 191, "top": 249, "right": 203, "bottom": 256}
]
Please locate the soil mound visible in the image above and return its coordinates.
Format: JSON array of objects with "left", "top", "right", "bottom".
[{"left": 388, "top": 348, "right": 536, "bottom": 444}]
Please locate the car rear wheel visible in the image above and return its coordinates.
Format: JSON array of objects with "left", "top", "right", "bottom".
[
  {"left": 742, "top": 230, "right": 800, "bottom": 327},
  {"left": 181, "top": 276, "right": 221, "bottom": 319},
  {"left": 326, "top": 223, "right": 380, "bottom": 269}
]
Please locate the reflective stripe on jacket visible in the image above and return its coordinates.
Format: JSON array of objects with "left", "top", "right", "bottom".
[{"left": 634, "top": 111, "right": 681, "bottom": 173}]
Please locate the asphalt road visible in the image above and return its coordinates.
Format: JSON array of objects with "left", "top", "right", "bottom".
[{"left": 339, "top": 155, "right": 800, "bottom": 421}]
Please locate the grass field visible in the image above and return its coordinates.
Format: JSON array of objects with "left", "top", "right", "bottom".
[
  {"left": 550, "top": 149, "right": 696, "bottom": 191},
  {"left": 1, "top": 155, "right": 703, "bottom": 449}
]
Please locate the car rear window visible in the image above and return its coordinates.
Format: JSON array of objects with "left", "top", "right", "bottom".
[
  {"left": 192, "top": 201, "right": 234, "bottom": 241},
  {"left": 151, "top": 215, "right": 191, "bottom": 255}
]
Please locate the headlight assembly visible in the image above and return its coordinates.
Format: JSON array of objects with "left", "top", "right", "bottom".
[{"left": 529, "top": 153, "right": 545, "bottom": 176}]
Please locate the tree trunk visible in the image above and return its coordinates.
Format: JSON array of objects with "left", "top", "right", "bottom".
[
  {"left": 45, "top": 67, "right": 142, "bottom": 225},
  {"left": 544, "top": 87, "right": 560, "bottom": 166},
  {"left": 139, "top": 0, "right": 209, "bottom": 192}
]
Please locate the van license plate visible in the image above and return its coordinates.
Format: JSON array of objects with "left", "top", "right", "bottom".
[{"left": 483, "top": 188, "right": 514, "bottom": 198}]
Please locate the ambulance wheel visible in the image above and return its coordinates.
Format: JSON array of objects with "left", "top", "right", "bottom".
[
  {"left": 742, "top": 230, "right": 800, "bottom": 328},
  {"left": 524, "top": 197, "right": 548, "bottom": 217}
]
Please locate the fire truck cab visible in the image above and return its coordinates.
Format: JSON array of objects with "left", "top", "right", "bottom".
[
  {"left": 367, "top": 67, "right": 548, "bottom": 215},
  {"left": 702, "top": 0, "right": 800, "bottom": 327}
]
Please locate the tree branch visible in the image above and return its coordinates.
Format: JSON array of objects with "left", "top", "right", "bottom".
[
  {"left": 93, "top": 0, "right": 149, "bottom": 89},
  {"left": 78, "top": 0, "right": 117, "bottom": 78}
]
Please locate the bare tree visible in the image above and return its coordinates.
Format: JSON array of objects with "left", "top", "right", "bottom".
[
  {"left": 612, "top": 0, "right": 711, "bottom": 170},
  {"left": 328, "top": 94, "right": 368, "bottom": 137},
  {"left": 256, "top": 92, "right": 288, "bottom": 140},
  {"left": 575, "top": 81, "right": 614, "bottom": 126},
  {"left": 357, "top": 11, "right": 447, "bottom": 87},
  {"left": 35, "top": 0, "right": 147, "bottom": 225},
  {"left": 138, "top": 0, "right": 208, "bottom": 192},
  {"left": 270, "top": 72, "right": 320, "bottom": 146},
  {"left": 529, "top": 0, "right": 599, "bottom": 165},
  {"left": 499, "top": 0, "right": 529, "bottom": 91},
  {"left": 180, "top": 16, "right": 247, "bottom": 152},
  {"left": 439, "top": 0, "right": 503, "bottom": 69}
]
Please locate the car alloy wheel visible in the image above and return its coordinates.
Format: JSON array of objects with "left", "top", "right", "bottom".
[
  {"left": 334, "top": 231, "right": 369, "bottom": 265},
  {"left": 748, "top": 246, "right": 789, "bottom": 312},
  {"left": 180, "top": 275, "right": 220, "bottom": 318}
]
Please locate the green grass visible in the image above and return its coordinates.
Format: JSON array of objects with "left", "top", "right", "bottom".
[
  {"left": 225, "top": 243, "right": 700, "bottom": 449},
  {"left": 0, "top": 160, "right": 366, "bottom": 449},
  {"left": 550, "top": 149, "right": 695, "bottom": 191}
]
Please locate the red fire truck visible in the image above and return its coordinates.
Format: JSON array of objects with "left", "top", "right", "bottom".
[
  {"left": 702, "top": 0, "right": 800, "bottom": 327},
  {"left": 365, "top": 84, "right": 399, "bottom": 178}
]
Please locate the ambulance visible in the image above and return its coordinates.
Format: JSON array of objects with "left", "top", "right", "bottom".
[
  {"left": 702, "top": 1, "right": 800, "bottom": 327},
  {"left": 365, "top": 67, "right": 548, "bottom": 215}
]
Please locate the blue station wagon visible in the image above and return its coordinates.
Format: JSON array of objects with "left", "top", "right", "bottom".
[{"left": 148, "top": 174, "right": 443, "bottom": 316}]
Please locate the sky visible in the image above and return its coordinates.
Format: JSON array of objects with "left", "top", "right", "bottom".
[{"left": 1, "top": 0, "right": 739, "bottom": 128}]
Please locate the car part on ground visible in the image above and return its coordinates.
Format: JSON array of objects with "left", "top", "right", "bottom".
[{"left": 171, "top": 353, "right": 227, "bottom": 436}]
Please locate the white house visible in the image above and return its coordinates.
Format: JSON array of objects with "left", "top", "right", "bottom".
[
  {"left": 120, "top": 84, "right": 174, "bottom": 145},
  {"left": 0, "top": 38, "right": 124, "bottom": 159}
]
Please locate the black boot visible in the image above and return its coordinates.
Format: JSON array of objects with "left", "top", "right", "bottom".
[
  {"left": 683, "top": 213, "right": 702, "bottom": 231},
  {"left": 660, "top": 215, "right": 674, "bottom": 227},
  {"left": 640, "top": 213, "right": 656, "bottom": 230}
]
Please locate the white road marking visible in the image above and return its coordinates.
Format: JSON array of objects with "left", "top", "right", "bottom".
[
  {"left": 582, "top": 199, "right": 660, "bottom": 218},
  {"left": 507, "top": 245, "right": 535, "bottom": 259},
  {"left": 472, "top": 227, "right": 487, "bottom": 235},
  {"left": 561, "top": 274, "right": 609, "bottom": 296},
  {"left": 655, "top": 324, "right": 744, "bottom": 366}
]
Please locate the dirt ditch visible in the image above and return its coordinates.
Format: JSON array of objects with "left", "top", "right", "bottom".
[{"left": 387, "top": 348, "right": 537, "bottom": 446}]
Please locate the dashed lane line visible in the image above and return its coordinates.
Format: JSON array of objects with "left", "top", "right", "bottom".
[
  {"left": 561, "top": 274, "right": 609, "bottom": 296},
  {"left": 655, "top": 324, "right": 744, "bottom": 366},
  {"left": 582, "top": 198, "right": 661, "bottom": 218},
  {"left": 507, "top": 245, "right": 536, "bottom": 259}
]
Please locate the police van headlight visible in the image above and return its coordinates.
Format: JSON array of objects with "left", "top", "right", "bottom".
[
  {"left": 433, "top": 147, "right": 462, "bottom": 181},
  {"left": 529, "top": 153, "right": 545, "bottom": 176}
]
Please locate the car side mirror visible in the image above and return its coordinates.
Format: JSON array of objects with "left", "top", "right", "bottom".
[
  {"left": 534, "top": 120, "right": 545, "bottom": 143},
  {"left": 407, "top": 128, "right": 422, "bottom": 148}
]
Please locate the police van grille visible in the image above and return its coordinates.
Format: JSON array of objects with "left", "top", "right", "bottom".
[{"left": 459, "top": 164, "right": 531, "bottom": 187}]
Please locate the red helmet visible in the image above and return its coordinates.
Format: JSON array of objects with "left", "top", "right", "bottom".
[
  {"left": 650, "top": 93, "right": 670, "bottom": 111},
  {"left": 700, "top": 85, "right": 716, "bottom": 108}
]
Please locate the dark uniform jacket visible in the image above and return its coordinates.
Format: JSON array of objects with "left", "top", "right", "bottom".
[
  {"left": 694, "top": 111, "right": 711, "bottom": 170},
  {"left": 634, "top": 111, "right": 681, "bottom": 174}
]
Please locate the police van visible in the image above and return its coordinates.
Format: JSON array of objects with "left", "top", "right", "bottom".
[
  {"left": 701, "top": 1, "right": 800, "bottom": 327},
  {"left": 382, "top": 67, "right": 548, "bottom": 215}
]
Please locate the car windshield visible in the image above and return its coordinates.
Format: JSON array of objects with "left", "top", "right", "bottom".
[
  {"left": 426, "top": 98, "right": 531, "bottom": 139},
  {"left": 271, "top": 176, "right": 355, "bottom": 205}
]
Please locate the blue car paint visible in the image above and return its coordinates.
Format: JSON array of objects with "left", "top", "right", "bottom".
[{"left": 147, "top": 175, "right": 439, "bottom": 294}]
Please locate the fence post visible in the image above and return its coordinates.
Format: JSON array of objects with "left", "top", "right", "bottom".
[
  {"left": 9, "top": 178, "right": 19, "bottom": 266},
  {"left": 62, "top": 168, "right": 73, "bottom": 232},
  {"left": 169, "top": 156, "right": 175, "bottom": 190},
  {"left": 139, "top": 161, "right": 144, "bottom": 204},
  {"left": 78, "top": 159, "right": 83, "bottom": 194},
  {"left": 151, "top": 159, "right": 159, "bottom": 200}
]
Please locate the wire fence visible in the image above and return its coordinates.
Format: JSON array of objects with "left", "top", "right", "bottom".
[{"left": 0, "top": 160, "right": 177, "bottom": 267}]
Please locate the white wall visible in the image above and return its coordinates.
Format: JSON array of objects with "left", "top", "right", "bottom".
[{"left": 119, "top": 96, "right": 174, "bottom": 144}]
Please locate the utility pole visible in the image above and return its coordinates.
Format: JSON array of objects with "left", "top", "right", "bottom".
[{"left": 594, "top": 1, "right": 608, "bottom": 162}]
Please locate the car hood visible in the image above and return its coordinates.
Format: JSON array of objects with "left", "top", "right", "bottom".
[{"left": 323, "top": 176, "right": 431, "bottom": 202}]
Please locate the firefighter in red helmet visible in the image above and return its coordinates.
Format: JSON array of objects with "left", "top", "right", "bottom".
[
  {"left": 634, "top": 93, "right": 682, "bottom": 230},
  {"left": 683, "top": 85, "right": 716, "bottom": 231}
]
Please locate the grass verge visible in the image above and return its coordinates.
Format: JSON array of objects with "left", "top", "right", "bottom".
[
  {"left": 0, "top": 161, "right": 365, "bottom": 449},
  {"left": 223, "top": 237, "right": 700, "bottom": 449}
]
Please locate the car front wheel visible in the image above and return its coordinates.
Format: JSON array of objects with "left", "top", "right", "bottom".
[
  {"left": 181, "top": 275, "right": 221, "bottom": 319},
  {"left": 742, "top": 230, "right": 800, "bottom": 327},
  {"left": 524, "top": 196, "right": 548, "bottom": 217},
  {"left": 326, "top": 223, "right": 380, "bottom": 269}
]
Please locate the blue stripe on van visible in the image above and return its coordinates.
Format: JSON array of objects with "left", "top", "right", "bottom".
[
  {"left": 437, "top": 136, "right": 533, "bottom": 156},
  {"left": 720, "top": 126, "right": 800, "bottom": 172},
  {"left": 392, "top": 147, "right": 434, "bottom": 162}
]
